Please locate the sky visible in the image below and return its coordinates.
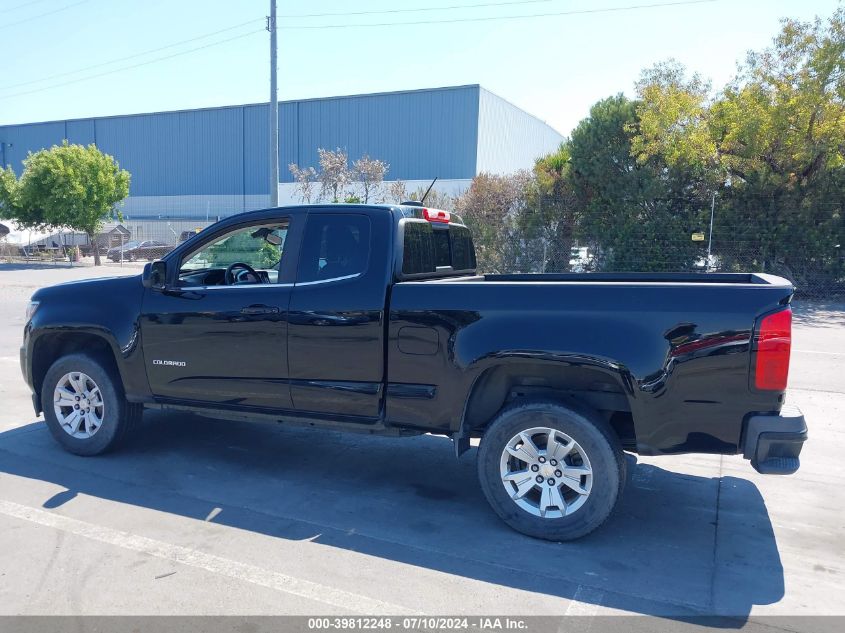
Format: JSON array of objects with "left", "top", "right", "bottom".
[{"left": 0, "top": 0, "right": 840, "bottom": 135}]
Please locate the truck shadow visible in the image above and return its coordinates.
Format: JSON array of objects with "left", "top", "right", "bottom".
[
  {"left": 792, "top": 300, "right": 845, "bottom": 328},
  {"left": 0, "top": 412, "right": 784, "bottom": 624}
]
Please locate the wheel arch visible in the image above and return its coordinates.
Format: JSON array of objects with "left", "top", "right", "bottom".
[
  {"left": 457, "top": 358, "right": 637, "bottom": 454},
  {"left": 31, "top": 329, "right": 124, "bottom": 414}
]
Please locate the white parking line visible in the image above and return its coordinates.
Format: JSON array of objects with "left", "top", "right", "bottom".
[
  {"left": 0, "top": 499, "right": 418, "bottom": 615},
  {"left": 563, "top": 584, "right": 604, "bottom": 617},
  {"left": 793, "top": 349, "right": 844, "bottom": 356}
]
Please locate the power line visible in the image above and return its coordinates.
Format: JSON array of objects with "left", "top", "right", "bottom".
[
  {"left": 280, "top": 0, "right": 557, "bottom": 19},
  {"left": 269, "top": 0, "right": 279, "bottom": 207},
  {"left": 278, "top": 0, "right": 717, "bottom": 29},
  {"left": 0, "top": 28, "right": 264, "bottom": 100},
  {"left": 1, "top": 6, "right": 552, "bottom": 92},
  {"left": 0, "top": 0, "right": 718, "bottom": 101},
  {"left": 0, "top": 0, "right": 51, "bottom": 14},
  {"left": 0, "top": 17, "right": 264, "bottom": 91},
  {"left": 0, "top": 0, "right": 87, "bottom": 29},
  {"left": 0, "top": 2, "right": 562, "bottom": 92}
]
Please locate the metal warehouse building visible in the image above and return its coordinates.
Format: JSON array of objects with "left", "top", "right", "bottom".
[{"left": 0, "top": 85, "right": 563, "bottom": 220}]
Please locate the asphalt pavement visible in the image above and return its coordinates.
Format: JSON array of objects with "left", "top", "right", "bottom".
[{"left": 0, "top": 263, "right": 842, "bottom": 628}]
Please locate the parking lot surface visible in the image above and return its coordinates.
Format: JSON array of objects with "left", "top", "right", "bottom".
[{"left": 0, "top": 264, "right": 843, "bottom": 624}]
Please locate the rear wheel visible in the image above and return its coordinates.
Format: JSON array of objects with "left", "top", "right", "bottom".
[
  {"left": 41, "top": 353, "right": 141, "bottom": 455},
  {"left": 477, "top": 399, "right": 625, "bottom": 541}
]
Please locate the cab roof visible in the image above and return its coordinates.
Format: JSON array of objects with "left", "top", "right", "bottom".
[{"left": 209, "top": 203, "right": 465, "bottom": 227}]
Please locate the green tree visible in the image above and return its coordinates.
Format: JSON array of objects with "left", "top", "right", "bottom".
[
  {"left": 632, "top": 8, "right": 845, "bottom": 290},
  {"left": 630, "top": 60, "right": 716, "bottom": 177},
  {"left": 453, "top": 172, "right": 540, "bottom": 273},
  {"left": 11, "top": 142, "right": 130, "bottom": 265},
  {"left": 208, "top": 233, "right": 281, "bottom": 270},
  {"left": 0, "top": 166, "right": 20, "bottom": 220},
  {"left": 522, "top": 145, "right": 579, "bottom": 272},
  {"left": 712, "top": 9, "right": 845, "bottom": 187},
  {"left": 568, "top": 95, "right": 708, "bottom": 272}
]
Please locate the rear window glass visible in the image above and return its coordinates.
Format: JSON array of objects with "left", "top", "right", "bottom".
[
  {"left": 401, "top": 220, "right": 476, "bottom": 275},
  {"left": 450, "top": 225, "right": 476, "bottom": 270},
  {"left": 432, "top": 229, "right": 451, "bottom": 267},
  {"left": 402, "top": 221, "right": 435, "bottom": 275}
]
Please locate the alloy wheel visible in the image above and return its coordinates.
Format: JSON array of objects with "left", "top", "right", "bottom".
[
  {"left": 499, "top": 426, "right": 593, "bottom": 518},
  {"left": 52, "top": 371, "right": 105, "bottom": 439}
]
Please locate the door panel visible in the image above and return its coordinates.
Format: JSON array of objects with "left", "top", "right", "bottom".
[
  {"left": 287, "top": 210, "right": 391, "bottom": 419},
  {"left": 141, "top": 285, "right": 293, "bottom": 409},
  {"left": 287, "top": 302, "right": 385, "bottom": 417}
]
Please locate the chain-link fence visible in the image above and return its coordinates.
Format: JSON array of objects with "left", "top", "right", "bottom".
[
  {"left": 463, "top": 198, "right": 844, "bottom": 299},
  {"left": 0, "top": 218, "right": 217, "bottom": 268},
  {"left": 478, "top": 228, "right": 844, "bottom": 299},
  {"left": 1, "top": 199, "right": 842, "bottom": 298}
]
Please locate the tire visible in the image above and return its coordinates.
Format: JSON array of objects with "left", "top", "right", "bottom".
[
  {"left": 477, "top": 398, "right": 626, "bottom": 541},
  {"left": 41, "top": 353, "right": 142, "bottom": 456}
]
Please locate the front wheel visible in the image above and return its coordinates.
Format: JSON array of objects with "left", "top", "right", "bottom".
[
  {"left": 41, "top": 353, "right": 142, "bottom": 456},
  {"left": 477, "top": 399, "right": 626, "bottom": 541}
]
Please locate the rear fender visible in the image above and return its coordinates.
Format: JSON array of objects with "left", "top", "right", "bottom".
[{"left": 454, "top": 354, "right": 637, "bottom": 456}]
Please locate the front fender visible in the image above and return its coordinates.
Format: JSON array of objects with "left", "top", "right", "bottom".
[{"left": 25, "top": 274, "right": 150, "bottom": 408}]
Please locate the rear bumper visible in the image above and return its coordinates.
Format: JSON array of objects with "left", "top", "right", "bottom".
[{"left": 743, "top": 405, "right": 807, "bottom": 475}]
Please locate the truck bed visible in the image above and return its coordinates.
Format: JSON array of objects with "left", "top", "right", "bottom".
[{"left": 387, "top": 272, "right": 794, "bottom": 455}]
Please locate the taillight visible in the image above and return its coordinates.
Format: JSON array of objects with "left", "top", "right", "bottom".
[
  {"left": 754, "top": 307, "right": 791, "bottom": 391},
  {"left": 423, "top": 208, "right": 450, "bottom": 223}
]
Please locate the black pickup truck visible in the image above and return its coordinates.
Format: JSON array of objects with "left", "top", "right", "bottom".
[{"left": 21, "top": 204, "right": 807, "bottom": 540}]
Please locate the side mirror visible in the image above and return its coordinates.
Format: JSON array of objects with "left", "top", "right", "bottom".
[{"left": 142, "top": 260, "right": 168, "bottom": 289}]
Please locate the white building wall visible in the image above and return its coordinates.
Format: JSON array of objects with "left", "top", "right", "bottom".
[
  {"left": 278, "top": 178, "right": 472, "bottom": 205},
  {"left": 120, "top": 194, "right": 271, "bottom": 219},
  {"left": 476, "top": 88, "right": 564, "bottom": 174}
]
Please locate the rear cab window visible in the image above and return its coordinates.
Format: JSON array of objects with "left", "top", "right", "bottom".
[{"left": 399, "top": 207, "right": 476, "bottom": 278}]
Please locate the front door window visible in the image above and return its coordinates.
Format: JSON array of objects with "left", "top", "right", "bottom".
[{"left": 179, "top": 222, "right": 288, "bottom": 287}]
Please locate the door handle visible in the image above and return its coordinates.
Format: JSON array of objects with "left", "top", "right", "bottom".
[{"left": 240, "top": 304, "right": 280, "bottom": 315}]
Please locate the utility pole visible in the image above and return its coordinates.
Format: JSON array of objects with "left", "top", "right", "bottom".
[
  {"left": 0, "top": 141, "right": 11, "bottom": 168},
  {"left": 268, "top": 1, "right": 279, "bottom": 207},
  {"left": 707, "top": 191, "right": 716, "bottom": 271}
]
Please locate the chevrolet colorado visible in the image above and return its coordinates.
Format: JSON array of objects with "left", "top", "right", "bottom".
[{"left": 21, "top": 204, "right": 808, "bottom": 540}]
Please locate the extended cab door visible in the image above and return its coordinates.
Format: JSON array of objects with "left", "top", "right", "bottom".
[
  {"left": 287, "top": 208, "right": 392, "bottom": 420},
  {"left": 139, "top": 214, "right": 301, "bottom": 410}
]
